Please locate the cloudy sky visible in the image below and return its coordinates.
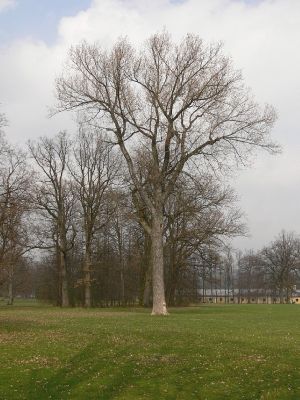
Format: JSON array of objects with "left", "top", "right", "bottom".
[{"left": 0, "top": 0, "right": 299, "bottom": 250}]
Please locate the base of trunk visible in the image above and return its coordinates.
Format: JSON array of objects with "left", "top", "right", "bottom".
[
  {"left": 151, "top": 302, "right": 169, "bottom": 316},
  {"left": 151, "top": 213, "right": 168, "bottom": 316}
]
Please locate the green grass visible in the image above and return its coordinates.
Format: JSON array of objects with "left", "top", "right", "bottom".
[{"left": 0, "top": 304, "right": 300, "bottom": 399}]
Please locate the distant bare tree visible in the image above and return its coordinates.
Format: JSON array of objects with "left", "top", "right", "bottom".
[
  {"left": 222, "top": 246, "right": 235, "bottom": 303},
  {"left": 262, "top": 231, "right": 300, "bottom": 303},
  {"left": 164, "top": 174, "right": 244, "bottom": 305},
  {"left": 69, "top": 125, "right": 118, "bottom": 307},
  {"left": 0, "top": 139, "right": 32, "bottom": 305},
  {"left": 237, "top": 250, "right": 263, "bottom": 303},
  {"left": 110, "top": 191, "right": 128, "bottom": 305},
  {"left": 29, "top": 132, "right": 76, "bottom": 307},
  {"left": 55, "top": 32, "right": 278, "bottom": 314}
]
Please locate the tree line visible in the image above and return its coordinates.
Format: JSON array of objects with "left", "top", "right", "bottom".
[
  {"left": 0, "top": 127, "right": 245, "bottom": 307},
  {"left": 0, "top": 32, "right": 279, "bottom": 314}
]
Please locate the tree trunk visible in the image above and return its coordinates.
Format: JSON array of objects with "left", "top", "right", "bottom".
[
  {"left": 167, "top": 260, "right": 179, "bottom": 306},
  {"left": 7, "top": 266, "right": 13, "bottom": 305},
  {"left": 166, "top": 244, "right": 178, "bottom": 306},
  {"left": 167, "top": 282, "right": 176, "bottom": 306},
  {"left": 120, "top": 266, "right": 125, "bottom": 305},
  {"left": 151, "top": 214, "right": 168, "bottom": 315},
  {"left": 139, "top": 233, "right": 152, "bottom": 306},
  {"left": 60, "top": 249, "right": 69, "bottom": 307},
  {"left": 84, "top": 278, "right": 91, "bottom": 307},
  {"left": 118, "top": 234, "right": 125, "bottom": 306},
  {"left": 84, "top": 248, "right": 92, "bottom": 307},
  {"left": 279, "top": 288, "right": 284, "bottom": 304}
]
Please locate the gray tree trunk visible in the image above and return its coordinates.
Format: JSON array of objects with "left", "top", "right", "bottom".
[
  {"left": 117, "top": 232, "right": 125, "bottom": 306},
  {"left": 139, "top": 233, "right": 152, "bottom": 307},
  {"left": 60, "top": 249, "right": 69, "bottom": 307},
  {"left": 7, "top": 269, "right": 13, "bottom": 306},
  {"left": 279, "top": 288, "right": 284, "bottom": 304},
  {"left": 84, "top": 264, "right": 91, "bottom": 308},
  {"left": 84, "top": 248, "right": 92, "bottom": 307},
  {"left": 120, "top": 267, "right": 125, "bottom": 306},
  {"left": 151, "top": 214, "right": 168, "bottom": 315}
]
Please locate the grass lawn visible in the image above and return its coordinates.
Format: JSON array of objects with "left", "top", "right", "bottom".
[{"left": 0, "top": 303, "right": 300, "bottom": 399}]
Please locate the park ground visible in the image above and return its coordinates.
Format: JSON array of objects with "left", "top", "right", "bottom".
[{"left": 0, "top": 302, "right": 300, "bottom": 400}]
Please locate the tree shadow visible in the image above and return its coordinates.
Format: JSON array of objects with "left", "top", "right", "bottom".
[{"left": 26, "top": 341, "right": 144, "bottom": 400}]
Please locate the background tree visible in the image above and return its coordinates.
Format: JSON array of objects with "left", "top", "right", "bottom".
[
  {"left": 0, "top": 137, "right": 32, "bottom": 304},
  {"left": 164, "top": 174, "right": 244, "bottom": 305},
  {"left": 29, "top": 132, "right": 76, "bottom": 307},
  {"left": 69, "top": 125, "right": 118, "bottom": 307},
  {"left": 237, "top": 250, "right": 264, "bottom": 303},
  {"left": 222, "top": 246, "right": 235, "bottom": 303},
  {"left": 261, "top": 231, "right": 300, "bottom": 303}
]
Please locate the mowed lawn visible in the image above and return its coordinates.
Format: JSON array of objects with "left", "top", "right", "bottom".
[{"left": 0, "top": 303, "right": 300, "bottom": 400}]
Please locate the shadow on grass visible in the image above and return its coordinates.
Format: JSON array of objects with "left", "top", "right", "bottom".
[{"left": 27, "top": 342, "right": 142, "bottom": 400}]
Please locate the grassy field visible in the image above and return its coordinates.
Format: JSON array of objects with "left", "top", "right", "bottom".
[{"left": 0, "top": 302, "right": 300, "bottom": 400}]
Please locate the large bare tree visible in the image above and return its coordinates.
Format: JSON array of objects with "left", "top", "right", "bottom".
[{"left": 55, "top": 32, "right": 278, "bottom": 314}]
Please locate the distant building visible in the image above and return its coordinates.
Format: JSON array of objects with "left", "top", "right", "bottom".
[{"left": 196, "top": 288, "right": 300, "bottom": 304}]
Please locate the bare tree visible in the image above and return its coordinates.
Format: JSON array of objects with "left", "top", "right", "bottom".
[
  {"left": 164, "top": 174, "right": 244, "bottom": 305},
  {"left": 29, "top": 132, "right": 76, "bottom": 307},
  {"left": 69, "top": 125, "right": 118, "bottom": 307},
  {"left": 55, "top": 32, "right": 278, "bottom": 314},
  {"left": 262, "top": 231, "right": 300, "bottom": 303},
  {"left": 0, "top": 139, "right": 32, "bottom": 305},
  {"left": 237, "top": 250, "right": 263, "bottom": 303},
  {"left": 222, "top": 246, "right": 234, "bottom": 303}
]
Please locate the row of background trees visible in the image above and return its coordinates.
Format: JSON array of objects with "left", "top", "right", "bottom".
[
  {"left": 1, "top": 124, "right": 299, "bottom": 306},
  {"left": 0, "top": 123, "right": 245, "bottom": 306}
]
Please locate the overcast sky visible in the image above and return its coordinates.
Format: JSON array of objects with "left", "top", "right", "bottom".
[{"left": 0, "top": 0, "right": 299, "bottom": 250}]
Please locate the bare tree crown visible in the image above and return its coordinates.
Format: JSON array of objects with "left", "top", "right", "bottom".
[{"left": 56, "top": 33, "right": 278, "bottom": 186}]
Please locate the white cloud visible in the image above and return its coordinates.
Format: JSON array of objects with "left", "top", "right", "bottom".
[
  {"left": 0, "top": 0, "right": 16, "bottom": 13},
  {"left": 0, "top": 0, "right": 300, "bottom": 248}
]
